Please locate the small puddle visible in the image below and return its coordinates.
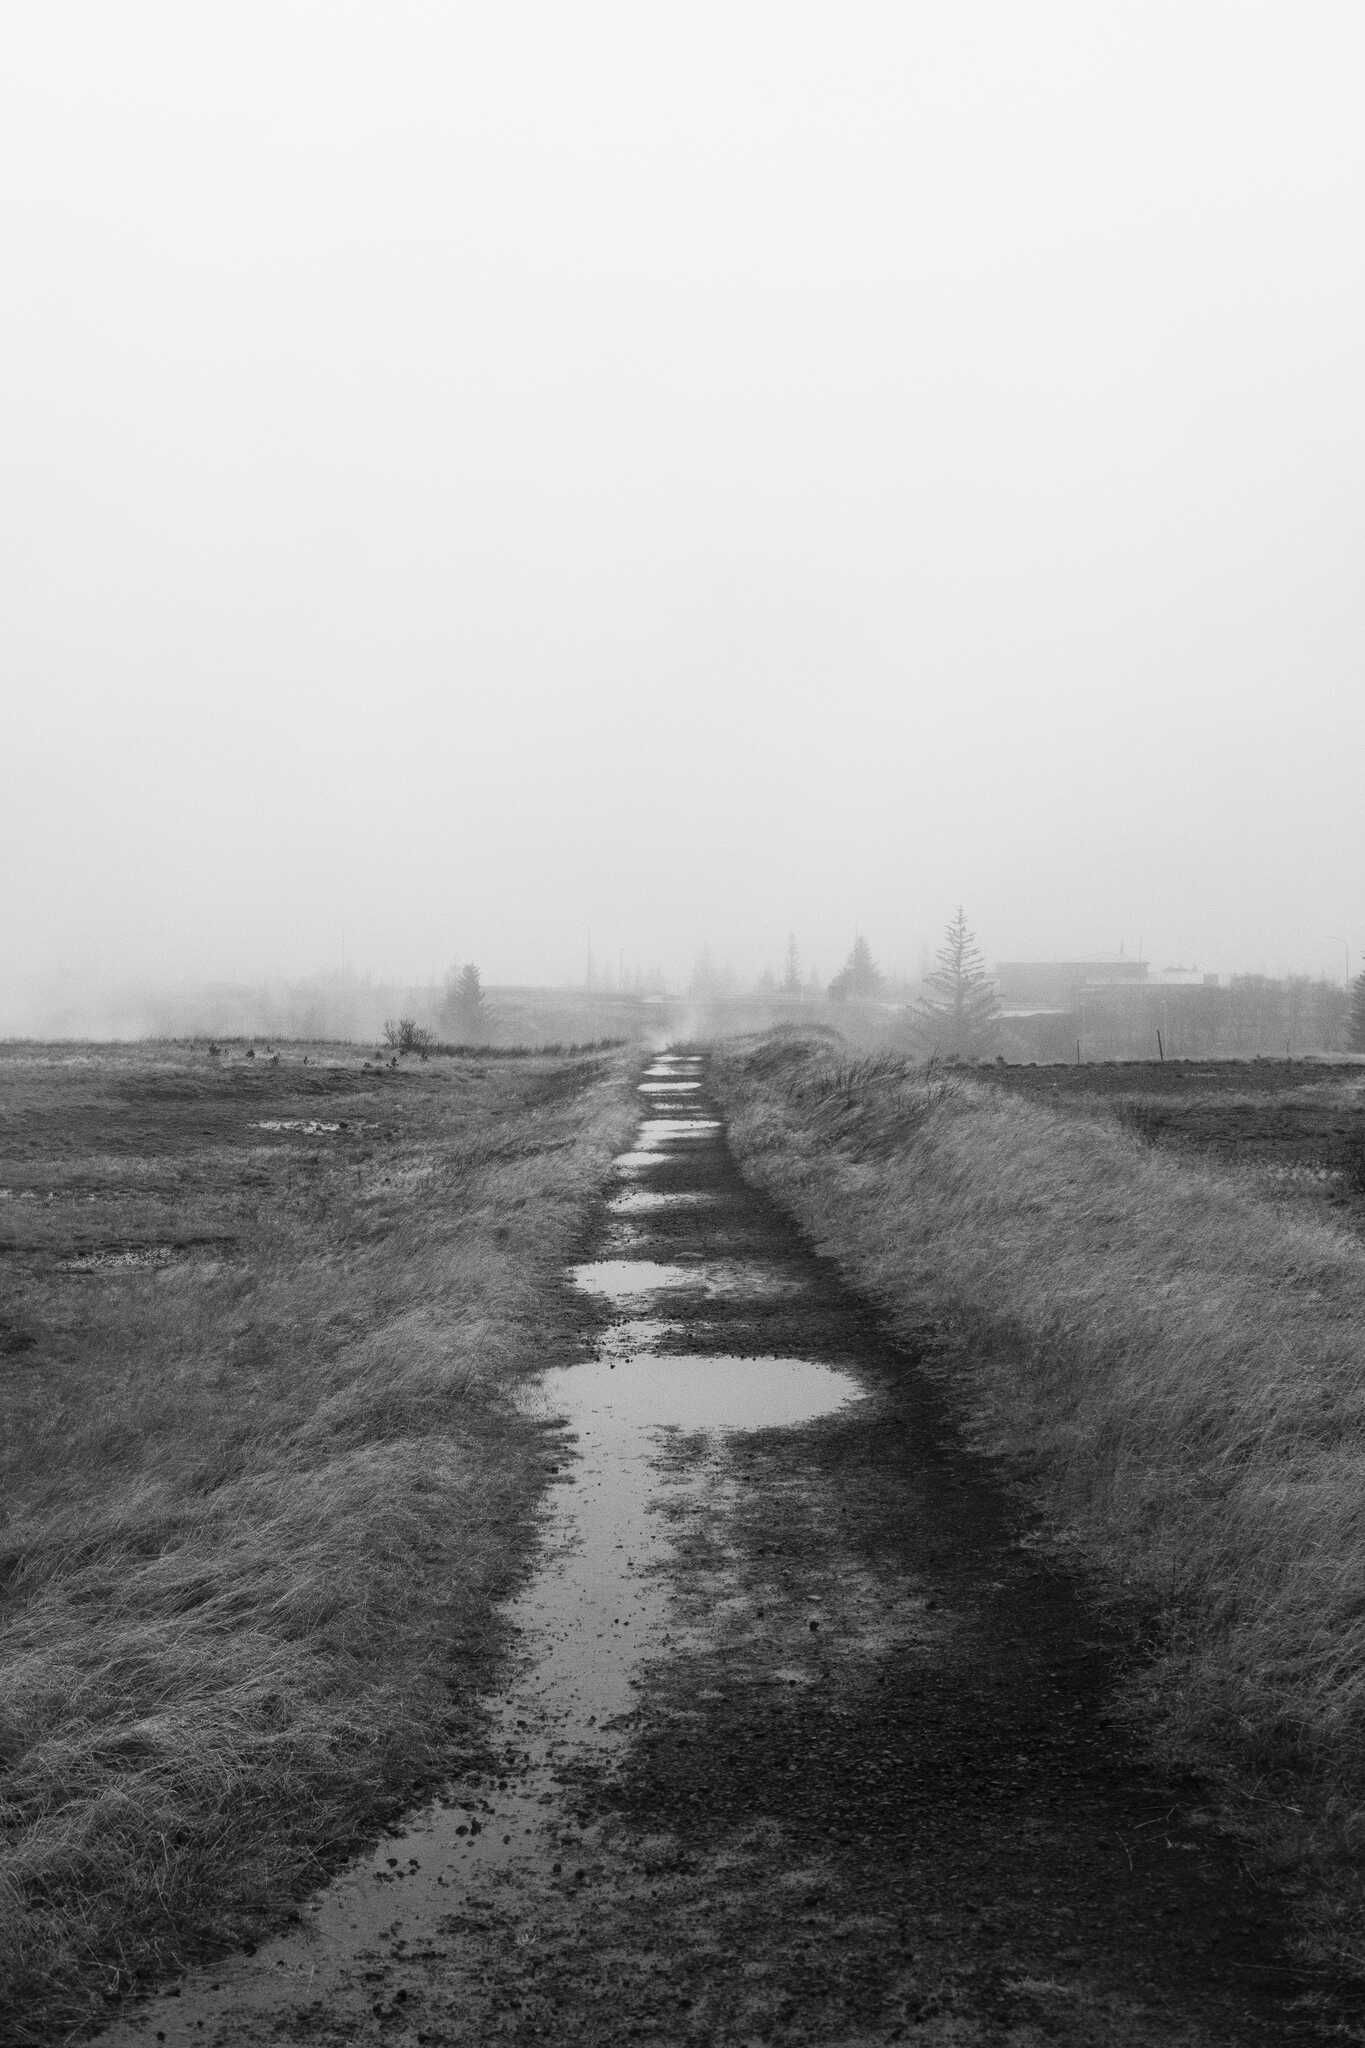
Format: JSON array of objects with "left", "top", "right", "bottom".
[
  {"left": 607, "top": 1188, "right": 717, "bottom": 1214},
  {"left": 636, "top": 1117, "right": 721, "bottom": 1140},
  {"left": 572, "top": 1258, "right": 803, "bottom": 1303},
  {"left": 253, "top": 1119, "right": 356, "bottom": 1135},
  {"left": 615, "top": 1148, "right": 711, "bottom": 1172}
]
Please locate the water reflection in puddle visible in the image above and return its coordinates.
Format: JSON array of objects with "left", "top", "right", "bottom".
[
  {"left": 608, "top": 1188, "right": 717, "bottom": 1214},
  {"left": 620, "top": 1121, "right": 720, "bottom": 1161},
  {"left": 616, "top": 1143, "right": 715, "bottom": 1172},
  {"left": 571, "top": 1259, "right": 701, "bottom": 1298},
  {"left": 546, "top": 1353, "right": 859, "bottom": 1433},
  {"left": 573, "top": 1258, "right": 804, "bottom": 1302},
  {"left": 642, "top": 1116, "right": 720, "bottom": 1137}
]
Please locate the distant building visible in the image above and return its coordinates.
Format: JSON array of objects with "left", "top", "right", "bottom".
[
  {"left": 994, "top": 960, "right": 1148, "bottom": 1010},
  {"left": 1155, "top": 966, "right": 1222, "bottom": 987},
  {"left": 988, "top": 957, "right": 1324, "bottom": 1061}
]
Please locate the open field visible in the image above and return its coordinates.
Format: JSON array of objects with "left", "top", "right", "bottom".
[
  {"left": 0, "top": 1038, "right": 636, "bottom": 2045},
  {"left": 36, "top": 1046, "right": 1348, "bottom": 2047},
  {"left": 976, "top": 1058, "right": 1365, "bottom": 1219},
  {"left": 711, "top": 1033, "right": 1365, "bottom": 1985}
]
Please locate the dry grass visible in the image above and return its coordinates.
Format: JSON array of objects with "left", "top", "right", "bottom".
[
  {"left": 713, "top": 1032, "right": 1365, "bottom": 1974},
  {"left": 0, "top": 1040, "right": 636, "bottom": 2043}
]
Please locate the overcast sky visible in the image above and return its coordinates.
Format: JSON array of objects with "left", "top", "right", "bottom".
[{"left": 4, "top": 0, "right": 1362, "bottom": 1003}]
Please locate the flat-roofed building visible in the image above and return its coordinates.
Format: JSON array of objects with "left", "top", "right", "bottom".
[{"left": 994, "top": 960, "right": 1149, "bottom": 1011}]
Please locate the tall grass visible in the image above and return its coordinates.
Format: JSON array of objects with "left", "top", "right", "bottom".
[
  {"left": 713, "top": 1033, "right": 1365, "bottom": 1970},
  {"left": 0, "top": 1045, "right": 636, "bottom": 2042}
]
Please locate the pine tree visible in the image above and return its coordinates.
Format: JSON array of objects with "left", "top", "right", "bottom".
[
  {"left": 781, "top": 932, "right": 803, "bottom": 996},
  {"left": 911, "top": 907, "right": 1000, "bottom": 1058},
  {"left": 438, "top": 962, "right": 487, "bottom": 1040},
  {"left": 1350, "top": 970, "right": 1365, "bottom": 1054},
  {"left": 828, "top": 934, "right": 884, "bottom": 1002},
  {"left": 456, "top": 962, "right": 484, "bottom": 1021}
]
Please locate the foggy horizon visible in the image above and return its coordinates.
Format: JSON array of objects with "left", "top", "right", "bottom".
[{"left": 5, "top": 2, "right": 1362, "bottom": 1029}]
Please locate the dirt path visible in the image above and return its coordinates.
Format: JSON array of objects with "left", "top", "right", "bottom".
[{"left": 94, "top": 1053, "right": 1355, "bottom": 2046}]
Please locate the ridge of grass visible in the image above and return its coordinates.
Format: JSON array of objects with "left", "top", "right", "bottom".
[
  {"left": 711, "top": 1031, "right": 1365, "bottom": 1978},
  {"left": 0, "top": 1042, "right": 637, "bottom": 2044}
]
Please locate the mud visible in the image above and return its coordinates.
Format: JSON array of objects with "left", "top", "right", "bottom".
[{"left": 91, "top": 1053, "right": 1361, "bottom": 2045}]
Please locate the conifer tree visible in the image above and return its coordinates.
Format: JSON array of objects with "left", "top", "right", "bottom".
[
  {"left": 1350, "top": 969, "right": 1365, "bottom": 1054},
  {"left": 828, "top": 933, "right": 884, "bottom": 1001},
  {"left": 910, "top": 907, "right": 1000, "bottom": 1058},
  {"left": 781, "top": 932, "right": 803, "bottom": 996},
  {"left": 438, "top": 962, "right": 486, "bottom": 1040}
]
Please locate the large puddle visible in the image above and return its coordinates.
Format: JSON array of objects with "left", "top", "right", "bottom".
[
  {"left": 545, "top": 1352, "right": 859, "bottom": 1433},
  {"left": 94, "top": 1049, "right": 863, "bottom": 2045},
  {"left": 570, "top": 1258, "right": 702, "bottom": 1298}
]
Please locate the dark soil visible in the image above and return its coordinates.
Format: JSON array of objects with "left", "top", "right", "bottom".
[
  {"left": 92, "top": 1054, "right": 1364, "bottom": 2046},
  {"left": 978, "top": 1059, "right": 1362, "bottom": 1099},
  {"left": 977, "top": 1058, "right": 1365, "bottom": 1204}
]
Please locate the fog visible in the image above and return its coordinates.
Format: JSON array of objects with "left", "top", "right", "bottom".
[{"left": 4, "top": 2, "right": 1362, "bottom": 1031}]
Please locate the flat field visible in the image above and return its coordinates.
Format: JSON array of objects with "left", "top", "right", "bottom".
[
  {"left": 977, "top": 1058, "right": 1365, "bottom": 1216},
  {"left": 0, "top": 1038, "right": 635, "bottom": 2044}
]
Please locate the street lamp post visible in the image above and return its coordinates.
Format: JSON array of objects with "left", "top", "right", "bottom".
[{"left": 1323, "top": 937, "right": 1352, "bottom": 987}]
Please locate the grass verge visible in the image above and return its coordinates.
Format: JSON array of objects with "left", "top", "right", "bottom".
[
  {"left": 711, "top": 1031, "right": 1365, "bottom": 1978},
  {"left": 0, "top": 1040, "right": 636, "bottom": 2044}
]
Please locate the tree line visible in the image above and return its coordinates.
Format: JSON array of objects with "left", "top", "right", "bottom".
[
  {"left": 821, "top": 908, "right": 1001, "bottom": 1060},
  {"left": 810, "top": 914, "right": 1364, "bottom": 1062}
]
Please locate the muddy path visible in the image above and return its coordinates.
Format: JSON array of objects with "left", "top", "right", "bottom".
[{"left": 94, "top": 1052, "right": 1355, "bottom": 2046}]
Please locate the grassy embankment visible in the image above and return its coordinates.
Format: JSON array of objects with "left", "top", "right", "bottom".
[
  {"left": 0, "top": 1041, "right": 636, "bottom": 2044},
  {"left": 712, "top": 1032, "right": 1365, "bottom": 1972}
]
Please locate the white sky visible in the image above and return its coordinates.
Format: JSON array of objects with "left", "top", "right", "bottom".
[{"left": 4, "top": 0, "right": 1362, "bottom": 998}]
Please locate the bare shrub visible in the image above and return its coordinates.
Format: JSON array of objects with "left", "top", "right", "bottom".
[{"left": 382, "top": 1017, "right": 434, "bottom": 1056}]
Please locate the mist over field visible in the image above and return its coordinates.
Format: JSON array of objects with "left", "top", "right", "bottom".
[{"left": 4, "top": 1, "right": 1362, "bottom": 1033}]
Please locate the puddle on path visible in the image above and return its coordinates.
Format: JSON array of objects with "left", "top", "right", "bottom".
[
  {"left": 614, "top": 1149, "right": 703, "bottom": 1172},
  {"left": 254, "top": 1118, "right": 344, "bottom": 1134},
  {"left": 95, "top": 1051, "right": 862, "bottom": 2046},
  {"left": 572, "top": 1258, "right": 804, "bottom": 1302},
  {"left": 634, "top": 1117, "right": 722, "bottom": 1143},
  {"left": 570, "top": 1259, "right": 705, "bottom": 1299},
  {"left": 607, "top": 1187, "right": 718, "bottom": 1214},
  {"left": 549, "top": 1352, "right": 859, "bottom": 1434}
]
